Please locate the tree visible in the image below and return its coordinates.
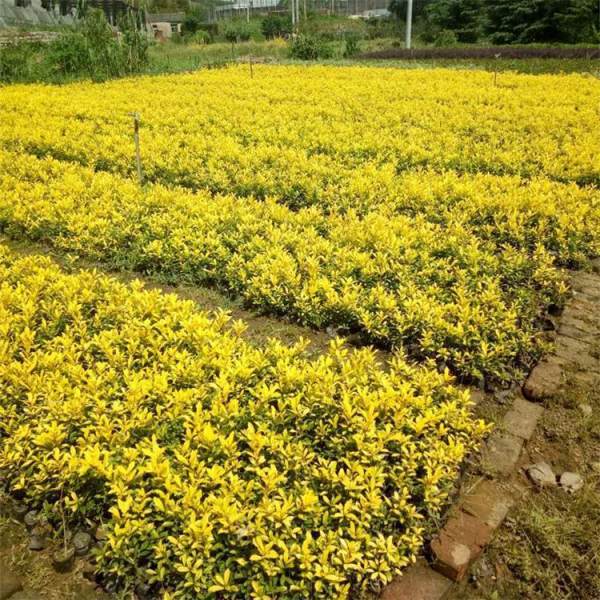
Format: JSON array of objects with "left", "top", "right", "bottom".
[
  {"left": 426, "top": 0, "right": 483, "bottom": 42},
  {"left": 486, "top": 0, "right": 599, "bottom": 44}
]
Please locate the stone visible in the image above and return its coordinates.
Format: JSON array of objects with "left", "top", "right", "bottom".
[
  {"left": 554, "top": 336, "right": 598, "bottom": 370},
  {"left": 381, "top": 558, "right": 452, "bottom": 600},
  {"left": 72, "top": 531, "right": 92, "bottom": 556},
  {"left": 469, "top": 389, "right": 486, "bottom": 406},
  {"left": 442, "top": 512, "right": 493, "bottom": 549},
  {"left": 523, "top": 359, "right": 563, "bottom": 401},
  {"left": 560, "top": 301, "right": 597, "bottom": 324},
  {"left": 558, "top": 323, "right": 597, "bottom": 345},
  {"left": 562, "top": 301, "right": 598, "bottom": 323},
  {"left": 52, "top": 547, "right": 75, "bottom": 573},
  {"left": 572, "top": 371, "right": 600, "bottom": 387},
  {"left": 560, "top": 314, "right": 600, "bottom": 335},
  {"left": 28, "top": 524, "right": 50, "bottom": 551},
  {"left": 0, "top": 560, "right": 23, "bottom": 600},
  {"left": 430, "top": 511, "right": 492, "bottom": 582},
  {"left": 572, "top": 279, "right": 600, "bottom": 295},
  {"left": 23, "top": 510, "right": 38, "bottom": 530},
  {"left": 559, "top": 472, "right": 583, "bottom": 493},
  {"left": 480, "top": 432, "right": 523, "bottom": 476},
  {"left": 28, "top": 534, "right": 46, "bottom": 551},
  {"left": 502, "top": 397, "right": 544, "bottom": 440},
  {"left": 494, "top": 388, "right": 512, "bottom": 405},
  {"left": 460, "top": 479, "right": 514, "bottom": 529},
  {"left": 526, "top": 462, "right": 557, "bottom": 488},
  {"left": 579, "top": 404, "right": 593, "bottom": 417}
]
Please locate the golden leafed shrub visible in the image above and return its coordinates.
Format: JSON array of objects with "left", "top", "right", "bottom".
[
  {"left": 0, "top": 247, "right": 486, "bottom": 599},
  {"left": 1, "top": 150, "right": 598, "bottom": 383}
]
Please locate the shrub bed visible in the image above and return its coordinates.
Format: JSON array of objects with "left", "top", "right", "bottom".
[{"left": 0, "top": 246, "right": 486, "bottom": 598}]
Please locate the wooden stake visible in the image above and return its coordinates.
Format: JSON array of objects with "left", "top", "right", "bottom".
[
  {"left": 249, "top": 56, "right": 253, "bottom": 78},
  {"left": 494, "top": 53, "right": 501, "bottom": 87},
  {"left": 130, "top": 112, "right": 143, "bottom": 186}
]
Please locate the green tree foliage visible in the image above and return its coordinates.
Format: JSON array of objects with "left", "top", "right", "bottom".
[
  {"left": 261, "top": 14, "right": 292, "bottom": 39},
  {"left": 389, "top": 0, "right": 433, "bottom": 21},
  {"left": 419, "top": 0, "right": 599, "bottom": 44},
  {"left": 486, "top": 0, "right": 599, "bottom": 44},
  {"left": 222, "top": 21, "right": 252, "bottom": 43},
  {"left": 0, "top": 7, "right": 149, "bottom": 83},
  {"left": 289, "top": 34, "right": 333, "bottom": 59},
  {"left": 182, "top": 7, "right": 206, "bottom": 33},
  {"left": 426, "top": 0, "right": 483, "bottom": 42}
]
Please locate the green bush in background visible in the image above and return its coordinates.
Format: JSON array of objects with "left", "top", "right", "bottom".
[
  {"left": 0, "top": 41, "right": 39, "bottom": 82},
  {"left": 261, "top": 13, "right": 292, "bottom": 39},
  {"left": 222, "top": 21, "right": 253, "bottom": 43},
  {"left": 0, "top": 7, "right": 148, "bottom": 83},
  {"left": 433, "top": 29, "right": 459, "bottom": 46},
  {"left": 289, "top": 33, "right": 333, "bottom": 60}
]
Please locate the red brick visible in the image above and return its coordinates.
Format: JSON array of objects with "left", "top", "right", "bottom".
[
  {"left": 431, "top": 532, "right": 473, "bottom": 581},
  {"left": 480, "top": 431, "right": 523, "bottom": 476},
  {"left": 502, "top": 396, "right": 543, "bottom": 440},
  {"left": 381, "top": 559, "right": 452, "bottom": 600},
  {"left": 460, "top": 479, "right": 514, "bottom": 529},
  {"left": 442, "top": 511, "right": 492, "bottom": 550},
  {"left": 523, "top": 359, "right": 563, "bottom": 400},
  {"left": 430, "top": 511, "right": 492, "bottom": 582}
]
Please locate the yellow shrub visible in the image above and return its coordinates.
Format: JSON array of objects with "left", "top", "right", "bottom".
[{"left": 0, "top": 246, "right": 486, "bottom": 598}]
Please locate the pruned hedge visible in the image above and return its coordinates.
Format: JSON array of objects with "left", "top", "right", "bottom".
[{"left": 359, "top": 46, "right": 600, "bottom": 60}]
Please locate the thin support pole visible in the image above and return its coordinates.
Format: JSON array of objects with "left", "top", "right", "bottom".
[
  {"left": 130, "top": 112, "right": 143, "bottom": 186},
  {"left": 405, "top": 0, "right": 413, "bottom": 49}
]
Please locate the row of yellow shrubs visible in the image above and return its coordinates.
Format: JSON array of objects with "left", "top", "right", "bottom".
[{"left": 4, "top": 150, "right": 598, "bottom": 383}]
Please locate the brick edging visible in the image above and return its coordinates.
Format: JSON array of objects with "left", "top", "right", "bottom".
[{"left": 381, "top": 264, "right": 600, "bottom": 599}]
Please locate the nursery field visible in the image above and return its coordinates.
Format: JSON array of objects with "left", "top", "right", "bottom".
[{"left": 0, "top": 65, "right": 599, "bottom": 598}]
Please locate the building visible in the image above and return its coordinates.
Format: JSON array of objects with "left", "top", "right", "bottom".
[{"left": 147, "top": 11, "right": 184, "bottom": 39}]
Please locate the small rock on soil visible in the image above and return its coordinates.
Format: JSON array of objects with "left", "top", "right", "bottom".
[
  {"left": 559, "top": 472, "right": 584, "bottom": 493},
  {"left": 526, "top": 462, "right": 557, "bottom": 488}
]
